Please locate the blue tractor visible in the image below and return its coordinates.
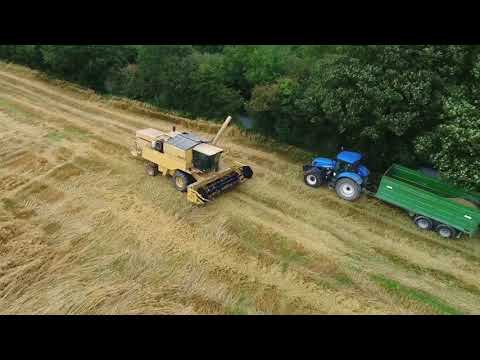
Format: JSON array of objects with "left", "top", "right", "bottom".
[{"left": 303, "top": 151, "right": 370, "bottom": 202}]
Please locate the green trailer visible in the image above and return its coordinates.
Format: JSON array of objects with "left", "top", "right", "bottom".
[{"left": 375, "top": 164, "right": 480, "bottom": 239}]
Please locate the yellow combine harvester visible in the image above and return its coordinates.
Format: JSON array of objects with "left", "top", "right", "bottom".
[{"left": 131, "top": 116, "right": 253, "bottom": 205}]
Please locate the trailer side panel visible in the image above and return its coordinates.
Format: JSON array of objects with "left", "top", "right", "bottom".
[{"left": 375, "top": 165, "right": 480, "bottom": 236}]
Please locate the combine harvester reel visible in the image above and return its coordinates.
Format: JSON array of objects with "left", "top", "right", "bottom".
[{"left": 187, "top": 163, "right": 253, "bottom": 205}]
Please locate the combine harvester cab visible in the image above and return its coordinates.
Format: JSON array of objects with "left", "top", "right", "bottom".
[{"left": 133, "top": 116, "right": 253, "bottom": 205}]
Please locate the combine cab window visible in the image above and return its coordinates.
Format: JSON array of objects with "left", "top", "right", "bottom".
[
  {"left": 193, "top": 151, "right": 221, "bottom": 173},
  {"left": 153, "top": 140, "right": 164, "bottom": 153}
]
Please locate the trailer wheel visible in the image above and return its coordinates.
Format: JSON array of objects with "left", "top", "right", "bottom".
[
  {"left": 414, "top": 216, "right": 433, "bottom": 231},
  {"left": 304, "top": 171, "right": 323, "bottom": 188},
  {"left": 173, "top": 171, "right": 191, "bottom": 193},
  {"left": 435, "top": 224, "right": 457, "bottom": 239},
  {"left": 145, "top": 162, "right": 159, "bottom": 177},
  {"left": 335, "top": 178, "right": 361, "bottom": 202}
]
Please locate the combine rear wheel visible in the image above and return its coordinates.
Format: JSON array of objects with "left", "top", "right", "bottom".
[
  {"left": 145, "top": 162, "right": 159, "bottom": 177},
  {"left": 173, "top": 171, "right": 191, "bottom": 193}
]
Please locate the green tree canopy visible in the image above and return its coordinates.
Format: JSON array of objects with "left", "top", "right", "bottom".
[{"left": 41, "top": 45, "right": 131, "bottom": 91}]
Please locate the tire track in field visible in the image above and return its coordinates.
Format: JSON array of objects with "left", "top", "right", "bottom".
[
  {"left": 0, "top": 70, "right": 154, "bottom": 130},
  {"left": 230, "top": 177, "right": 480, "bottom": 305}
]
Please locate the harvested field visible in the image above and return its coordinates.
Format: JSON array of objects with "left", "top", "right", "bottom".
[{"left": 1, "top": 63, "right": 480, "bottom": 315}]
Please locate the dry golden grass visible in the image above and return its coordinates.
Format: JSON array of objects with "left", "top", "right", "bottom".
[{"left": 1, "top": 62, "right": 480, "bottom": 315}]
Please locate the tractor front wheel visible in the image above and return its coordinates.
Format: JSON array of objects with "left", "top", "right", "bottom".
[
  {"left": 335, "top": 178, "right": 361, "bottom": 202},
  {"left": 304, "top": 171, "right": 323, "bottom": 188}
]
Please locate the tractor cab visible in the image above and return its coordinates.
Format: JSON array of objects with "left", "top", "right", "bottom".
[
  {"left": 334, "top": 151, "right": 369, "bottom": 179},
  {"left": 335, "top": 151, "right": 362, "bottom": 173}
]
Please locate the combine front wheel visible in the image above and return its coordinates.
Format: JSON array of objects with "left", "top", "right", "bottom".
[{"left": 173, "top": 171, "right": 191, "bottom": 193}]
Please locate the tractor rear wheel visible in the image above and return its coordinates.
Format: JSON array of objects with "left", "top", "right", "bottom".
[
  {"left": 304, "top": 171, "right": 323, "bottom": 188},
  {"left": 145, "top": 162, "right": 159, "bottom": 177},
  {"left": 335, "top": 178, "right": 361, "bottom": 202},
  {"left": 435, "top": 224, "right": 457, "bottom": 239},
  {"left": 173, "top": 171, "right": 191, "bottom": 193}
]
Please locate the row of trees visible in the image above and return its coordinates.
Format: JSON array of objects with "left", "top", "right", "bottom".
[{"left": 0, "top": 45, "right": 478, "bottom": 190}]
